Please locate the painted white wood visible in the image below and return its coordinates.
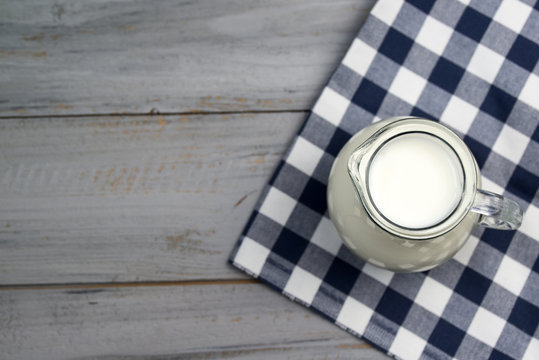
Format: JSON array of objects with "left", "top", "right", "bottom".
[
  {"left": 0, "top": 0, "right": 375, "bottom": 116},
  {"left": 0, "top": 113, "right": 305, "bottom": 284},
  {"left": 0, "top": 1, "right": 390, "bottom": 358},
  {"left": 0, "top": 283, "right": 389, "bottom": 360}
]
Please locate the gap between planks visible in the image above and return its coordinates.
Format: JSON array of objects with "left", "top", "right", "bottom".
[
  {"left": 0, "top": 108, "right": 309, "bottom": 120},
  {"left": 0, "top": 278, "right": 261, "bottom": 291}
]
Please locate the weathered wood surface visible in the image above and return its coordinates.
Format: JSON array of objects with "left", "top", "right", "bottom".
[
  {"left": 0, "top": 112, "right": 304, "bottom": 285},
  {"left": 0, "top": 0, "right": 389, "bottom": 358},
  {"left": 0, "top": 0, "right": 375, "bottom": 117},
  {"left": 0, "top": 282, "right": 388, "bottom": 360}
]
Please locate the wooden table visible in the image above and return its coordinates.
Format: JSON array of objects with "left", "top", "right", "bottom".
[{"left": 0, "top": 1, "right": 389, "bottom": 358}]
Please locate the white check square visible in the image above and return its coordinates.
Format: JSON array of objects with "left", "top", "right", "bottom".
[
  {"left": 493, "top": 0, "right": 533, "bottom": 34},
  {"left": 523, "top": 337, "right": 539, "bottom": 360},
  {"left": 492, "top": 125, "right": 529, "bottom": 164},
  {"left": 389, "top": 67, "right": 427, "bottom": 105},
  {"left": 370, "top": 0, "right": 404, "bottom": 26},
  {"left": 284, "top": 266, "right": 322, "bottom": 305},
  {"left": 312, "top": 87, "right": 350, "bottom": 126},
  {"left": 493, "top": 255, "right": 531, "bottom": 296},
  {"left": 362, "top": 262, "right": 394, "bottom": 286},
  {"left": 311, "top": 217, "right": 342, "bottom": 255},
  {"left": 415, "top": 277, "right": 453, "bottom": 316},
  {"left": 440, "top": 95, "right": 479, "bottom": 134},
  {"left": 389, "top": 327, "right": 427, "bottom": 360},
  {"left": 286, "top": 137, "right": 324, "bottom": 176},
  {"left": 337, "top": 297, "right": 374, "bottom": 335},
  {"left": 416, "top": 16, "right": 453, "bottom": 56},
  {"left": 519, "top": 74, "right": 539, "bottom": 110},
  {"left": 520, "top": 205, "right": 539, "bottom": 239},
  {"left": 234, "top": 237, "right": 270, "bottom": 276},
  {"left": 481, "top": 176, "right": 505, "bottom": 195},
  {"left": 467, "top": 307, "right": 506, "bottom": 347},
  {"left": 259, "top": 187, "right": 296, "bottom": 226},
  {"left": 343, "top": 39, "right": 377, "bottom": 76},
  {"left": 467, "top": 44, "right": 505, "bottom": 83}
]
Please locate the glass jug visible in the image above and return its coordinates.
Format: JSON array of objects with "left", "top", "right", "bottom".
[{"left": 327, "top": 117, "right": 522, "bottom": 272}]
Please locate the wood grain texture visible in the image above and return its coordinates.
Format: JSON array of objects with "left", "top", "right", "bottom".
[
  {"left": 0, "top": 112, "right": 303, "bottom": 285},
  {"left": 0, "top": 1, "right": 390, "bottom": 358},
  {"left": 0, "top": 283, "right": 389, "bottom": 360},
  {"left": 0, "top": 0, "right": 375, "bottom": 117}
]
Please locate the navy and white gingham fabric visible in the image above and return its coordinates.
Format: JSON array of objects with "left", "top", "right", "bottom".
[{"left": 230, "top": 0, "right": 539, "bottom": 359}]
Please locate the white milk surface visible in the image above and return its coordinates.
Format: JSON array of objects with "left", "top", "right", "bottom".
[{"left": 368, "top": 133, "right": 464, "bottom": 229}]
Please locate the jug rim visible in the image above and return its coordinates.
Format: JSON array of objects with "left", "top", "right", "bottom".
[{"left": 347, "top": 117, "right": 479, "bottom": 240}]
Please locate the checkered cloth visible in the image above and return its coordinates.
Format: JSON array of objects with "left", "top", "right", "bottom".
[{"left": 230, "top": 0, "right": 539, "bottom": 359}]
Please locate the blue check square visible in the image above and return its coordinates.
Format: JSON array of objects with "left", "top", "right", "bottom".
[
  {"left": 507, "top": 35, "right": 539, "bottom": 72},
  {"left": 508, "top": 297, "right": 539, "bottom": 336},
  {"left": 429, "top": 319, "right": 467, "bottom": 357},
  {"left": 352, "top": 78, "right": 388, "bottom": 115},
  {"left": 324, "top": 257, "right": 361, "bottom": 294},
  {"left": 481, "top": 85, "right": 517, "bottom": 122},
  {"left": 272, "top": 228, "right": 309, "bottom": 264},
  {"left": 429, "top": 57, "right": 466, "bottom": 93},
  {"left": 379, "top": 28, "right": 414, "bottom": 64},
  {"left": 375, "top": 288, "right": 414, "bottom": 325},
  {"left": 455, "top": 268, "right": 492, "bottom": 305},
  {"left": 455, "top": 7, "right": 491, "bottom": 42},
  {"left": 507, "top": 165, "right": 539, "bottom": 203}
]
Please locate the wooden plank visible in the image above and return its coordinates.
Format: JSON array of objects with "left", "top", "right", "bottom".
[
  {"left": 0, "top": 113, "right": 303, "bottom": 285},
  {"left": 0, "top": 283, "right": 389, "bottom": 360},
  {"left": 0, "top": 0, "right": 375, "bottom": 117}
]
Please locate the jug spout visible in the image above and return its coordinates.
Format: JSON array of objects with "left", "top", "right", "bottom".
[{"left": 347, "top": 132, "right": 376, "bottom": 211}]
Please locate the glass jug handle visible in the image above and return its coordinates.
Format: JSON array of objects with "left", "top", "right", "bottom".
[{"left": 471, "top": 189, "right": 523, "bottom": 230}]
